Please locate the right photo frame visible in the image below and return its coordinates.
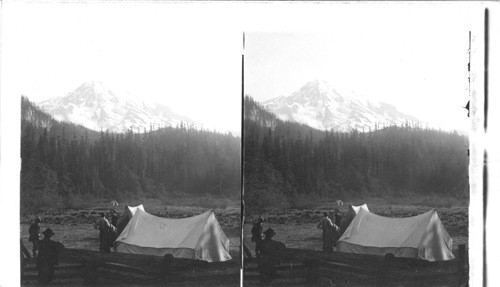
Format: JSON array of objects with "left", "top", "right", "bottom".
[{"left": 242, "top": 4, "right": 482, "bottom": 285}]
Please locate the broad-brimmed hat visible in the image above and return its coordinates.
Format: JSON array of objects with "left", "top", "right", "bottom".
[
  {"left": 42, "top": 228, "right": 55, "bottom": 238},
  {"left": 263, "top": 228, "right": 276, "bottom": 237}
]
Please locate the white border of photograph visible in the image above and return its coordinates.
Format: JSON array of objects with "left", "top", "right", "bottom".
[{"left": 1, "top": 1, "right": 497, "bottom": 286}]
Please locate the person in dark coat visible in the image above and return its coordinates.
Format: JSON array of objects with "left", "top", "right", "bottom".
[
  {"left": 255, "top": 228, "right": 286, "bottom": 283},
  {"left": 110, "top": 209, "right": 119, "bottom": 227},
  {"left": 334, "top": 209, "right": 342, "bottom": 227},
  {"left": 108, "top": 209, "right": 119, "bottom": 247},
  {"left": 28, "top": 217, "right": 41, "bottom": 259},
  {"left": 97, "top": 212, "right": 112, "bottom": 252},
  {"left": 37, "top": 228, "right": 64, "bottom": 283},
  {"left": 317, "top": 212, "right": 338, "bottom": 253},
  {"left": 251, "top": 217, "right": 264, "bottom": 255}
]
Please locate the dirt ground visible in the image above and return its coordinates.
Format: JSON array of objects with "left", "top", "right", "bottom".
[
  {"left": 21, "top": 205, "right": 241, "bottom": 258},
  {"left": 21, "top": 202, "right": 468, "bottom": 259},
  {"left": 243, "top": 203, "right": 468, "bottom": 254}
]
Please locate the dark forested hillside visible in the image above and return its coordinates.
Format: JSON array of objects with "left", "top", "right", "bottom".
[
  {"left": 244, "top": 96, "right": 326, "bottom": 143},
  {"left": 22, "top": 96, "right": 102, "bottom": 142},
  {"left": 21, "top": 97, "right": 240, "bottom": 211},
  {"left": 244, "top": 96, "right": 469, "bottom": 211}
]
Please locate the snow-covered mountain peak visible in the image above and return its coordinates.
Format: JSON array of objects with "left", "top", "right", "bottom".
[
  {"left": 37, "top": 81, "right": 195, "bottom": 133},
  {"left": 263, "top": 80, "right": 421, "bottom": 132},
  {"left": 61, "top": 81, "right": 119, "bottom": 105}
]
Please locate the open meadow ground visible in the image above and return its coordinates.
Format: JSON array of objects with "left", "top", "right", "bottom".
[
  {"left": 20, "top": 203, "right": 241, "bottom": 286},
  {"left": 244, "top": 203, "right": 468, "bottom": 253},
  {"left": 21, "top": 203, "right": 241, "bottom": 258}
]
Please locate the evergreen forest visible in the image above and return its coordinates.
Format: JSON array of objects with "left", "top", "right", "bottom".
[
  {"left": 21, "top": 97, "right": 241, "bottom": 211},
  {"left": 244, "top": 96, "right": 469, "bottom": 211}
]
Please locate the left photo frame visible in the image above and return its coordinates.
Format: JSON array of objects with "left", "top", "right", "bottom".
[{"left": 0, "top": 2, "right": 242, "bottom": 286}]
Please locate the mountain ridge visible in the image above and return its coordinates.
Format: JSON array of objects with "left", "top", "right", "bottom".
[
  {"left": 263, "top": 80, "right": 422, "bottom": 132},
  {"left": 37, "top": 81, "right": 196, "bottom": 133}
]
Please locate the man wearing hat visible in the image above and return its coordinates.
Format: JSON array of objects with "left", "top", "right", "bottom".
[
  {"left": 251, "top": 216, "right": 264, "bottom": 255},
  {"left": 108, "top": 209, "right": 120, "bottom": 247},
  {"left": 255, "top": 227, "right": 286, "bottom": 283},
  {"left": 37, "top": 228, "right": 64, "bottom": 283},
  {"left": 110, "top": 209, "right": 119, "bottom": 227},
  {"left": 28, "top": 217, "right": 41, "bottom": 259},
  {"left": 334, "top": 208, "right": 342, "bottom": 227}
]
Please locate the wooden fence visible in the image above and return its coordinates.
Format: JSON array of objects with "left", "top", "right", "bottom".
[
  {"left": 22, "top": 245, "right": 468, "bottom": 286},
  {"left": 244, "top": 244, "right": 468, "bottom": 286},
  {"left": 22, "top": 248, "right": 240, "bottom": 286}
]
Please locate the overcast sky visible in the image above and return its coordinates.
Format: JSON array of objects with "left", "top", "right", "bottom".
[
  {"left": 245, "top": 6, "right": 476, "bottom": 133},
  {"left": 2, "top": 2, "right": 481, "bottom": 134},
  {"left": 2, "top": 2, "right": 242, "bottom": 135}
]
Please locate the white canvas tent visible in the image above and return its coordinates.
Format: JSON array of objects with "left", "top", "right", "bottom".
[
  {"left": 334, "top": 204, "right": 369, "bottom": 244},
  {"left": 127, "top": 204, "right": 145, "bottom": 214},
  {"left": 339, "top": 204, "right": 369, "bottom": 232},
  {"left": 115, "top": 208, "right": 232, "bottom": 262},
  {"left": 337, "top": 208, "right": 454, "bottom": 261},
  {"left": 115, "top": 204, "right": 145, "bottom": 235}
]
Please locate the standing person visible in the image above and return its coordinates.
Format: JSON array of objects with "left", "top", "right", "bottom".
[
  {"left": 110, "top": 209, "right": 119, "bottom": 227},
  {"left": 28, "top": 217, "right": 41, "bottom": 259},
  {"left": 255, "top": 228, "right": 286, "bottom": 283},
  {"left": 37, "top": 228, "right": 64, "bottom": 283},
  {"left": 332, "top": 209, "right": 343, "bottom": 249},
  {"left": 97, "top": 212, "right": 111, "bottom": 252},
  {"left": 251, "top": 217, "right": 264, "bottom": 255},
  {"left": 334, "top": 209, "right": 342, "bottom": 227},
  {"left": 108, "top": 209, "right": 119, "bottom": 246},
  {"left": 317, "top": 212, "right": 337, "bottom": 253}
]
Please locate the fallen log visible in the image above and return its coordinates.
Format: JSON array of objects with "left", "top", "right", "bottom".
[
  {"left": 61, "top": 248, "right": 238, "bottom": 270},
  {"left": 60, "top": 248, "right": 162, "bottom": 273},
  {"left": 283, "top": 247, "right": 457, "bottom": 270}
]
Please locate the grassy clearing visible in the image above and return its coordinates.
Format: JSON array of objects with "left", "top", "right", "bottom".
[
  {"left": 244, "top": 221, "right": 467, "bottom": 252},
  {"left": 20, "top": 195, "right": 242, "bottom": 260},
  {"left": 246, "top": 196, "right": 468, "bottom": 239},
  {"left": 22, "top": 194, "right": 240, "bottom": 222},
  {"left": 244, "top": 203, "right": 468, "bottom": 256},
  {"left": 287, "top": 193, "right": 468, "bottom": 210},
  {"left": 22, "top": 193, "right": 240, "bottom": 217},
  {"left": 21, "top": 223, "right": 241, "bottom": 259},
  {"left": 21, "top": 201, "right": 241, "bottom": 259}
]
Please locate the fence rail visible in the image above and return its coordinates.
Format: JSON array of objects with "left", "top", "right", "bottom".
[
  {"left": 21, "top": 248, "right": 241, "bottom": 285},
  {"left": 244, "top": 244, "right": 468, "bottom": 286},
  {"left": 23, "top": 245, "right": 467, "bottom": 286}
]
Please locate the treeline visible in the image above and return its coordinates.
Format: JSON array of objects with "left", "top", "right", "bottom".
[
  {"left": 21, "top": 96, "right": 103, "bottom": 142},
  {"left": 244, "top": 96, "right": 469, "bottom": 210},
  {"left": 21, "top": 97, "right": 240, "bottom": 210}
]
